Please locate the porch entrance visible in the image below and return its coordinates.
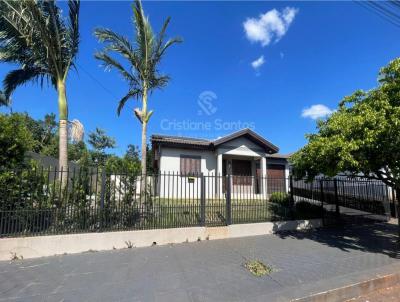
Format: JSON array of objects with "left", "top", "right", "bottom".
[{"left": 222, "top": 158, "right": 259, "bottom": 193}]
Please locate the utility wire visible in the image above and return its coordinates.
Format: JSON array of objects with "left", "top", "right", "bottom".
[
  {"left": 75, "top": 62, "right": 136, "bottom": 112},
  {"left": 75, "top": 62, "right": 118, "bottom": 99},
  {"left": 355, "top": 1, "right": 400, "bottom": 28}
]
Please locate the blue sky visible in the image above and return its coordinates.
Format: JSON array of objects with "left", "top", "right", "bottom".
[{"left": 1, "top": 1, "right": 399, "bottom": 156}]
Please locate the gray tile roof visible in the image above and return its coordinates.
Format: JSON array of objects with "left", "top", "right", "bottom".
[{"left": 151, "top": 129, "right": 280, "bottom": 153}]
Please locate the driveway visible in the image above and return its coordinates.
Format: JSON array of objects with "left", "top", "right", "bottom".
[{"left": 0, "top": 223, "right": 399, "bottom": 302}]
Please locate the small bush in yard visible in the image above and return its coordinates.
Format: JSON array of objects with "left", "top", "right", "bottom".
[
  {"left": 244, "top": 260, "right": 273, "bottom": 277},
  {"left": 269, "top": 192, "right": 290, "bottom": 206}
]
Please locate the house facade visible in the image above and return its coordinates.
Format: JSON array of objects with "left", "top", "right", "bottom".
[{"left": 151, "top": 129, "right": 290, "bottom": 198}]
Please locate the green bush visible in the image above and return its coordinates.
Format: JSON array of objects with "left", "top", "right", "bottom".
[{"left": 269, "top": 192, "right": 291, "bottom": 206}]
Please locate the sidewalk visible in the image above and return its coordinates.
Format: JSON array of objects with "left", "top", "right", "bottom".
[{"left": 0, "top": 223, "right": 399, "bottom": 302}]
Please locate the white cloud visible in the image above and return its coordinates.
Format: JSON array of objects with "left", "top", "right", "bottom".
[
  {"left": 243, "top": 7, "right": 299, "bottom": 47},
  {"left": 301, "top": 104, "right": 333, "bottom": 120},
  {"left": 280, "top": 52, "right": 284, "bottom": 59},
  {"left": 251, "top": 55, "right": 265, "bottom": 69}
]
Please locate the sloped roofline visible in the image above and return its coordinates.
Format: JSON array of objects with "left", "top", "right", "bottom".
[
  {"left": 151, "top": 128, "right": 279, "bottom": 153},
  {"left": 212, "top": 128, "right": 279, "bottom": 153}
]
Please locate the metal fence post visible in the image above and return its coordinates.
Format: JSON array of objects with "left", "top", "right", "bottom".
[
  {"left": 200, "top": 173, "right": 206, "bottom": 226},
  {"left": 334, "top": 179, "right": 340, "bottom": 220},
  {"left": 99, "top": 169, "right": 106, "bottom": 230},
  {"left": 226, "top": 174, "right": 232, "bottom": 225},
  {"left": 392, "top": 186, "right": 398, "bottom": 219},
  {"left": 319, "top": 179, "right": 325, "bottom": 225},
  {"left": 289, "top": 175, "right": 294, "bottom": 206}
]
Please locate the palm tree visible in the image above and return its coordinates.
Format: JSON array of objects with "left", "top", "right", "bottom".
[
  {"left": 94, "top": 0, "right": 181, "bottom": 179},
  {"left": 0, "top": 0, "right": 80, "bottom": 177}
]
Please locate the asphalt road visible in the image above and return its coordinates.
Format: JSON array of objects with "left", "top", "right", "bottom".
[{"left": 0, "top": 223, "right": 399, "bottom": 301}]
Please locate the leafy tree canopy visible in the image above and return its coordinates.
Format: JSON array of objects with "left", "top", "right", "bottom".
[
  {"left": 0, "top": 112, "right": 149, "bottom": 173},
  {"left": 88, "top": 128, "right": 116, "bottom": 151},
  {"left": 291, "top": 58, "right": 400, "bottom": 189},
  {"left": 0, "top": 114, "right": 34, "bottom": 169}
]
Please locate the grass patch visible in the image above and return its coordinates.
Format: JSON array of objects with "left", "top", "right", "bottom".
[{"left": 244, "top": 260, "right": 273, "bottom": 277}]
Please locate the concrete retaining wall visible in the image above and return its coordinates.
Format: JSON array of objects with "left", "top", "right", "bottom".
[{"left": 0, "top": 219, "right": 322, "bottom": 261}]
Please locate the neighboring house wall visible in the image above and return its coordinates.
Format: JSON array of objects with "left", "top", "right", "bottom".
[
  {"left": 158, "top": 147, "right": 217, "bottom": 199},
  {"left": 26, "top": 151, "right": 81, "bottom": 171},
  {"left": 159, "top": 147, "right": 217, "bottom": 174}
]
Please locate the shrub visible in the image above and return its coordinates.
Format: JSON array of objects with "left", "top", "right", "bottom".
[{"left": 269, "top": 192, "right": 290, "bottom": 206}]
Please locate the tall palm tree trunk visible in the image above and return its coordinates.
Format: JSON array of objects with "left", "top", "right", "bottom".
[
  {"left": 141, "top": 121, "right": 147, "bottom": 177},
  {"left": 57, "top": 80, "right": 68, "bottom": 187},
  {"left": 140, "top": 87, "right": 148, "bottom": 196}
]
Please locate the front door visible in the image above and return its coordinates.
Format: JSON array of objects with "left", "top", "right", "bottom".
[
  {"left": 232, "top": 160, "right": 252, "bottom": 187},
  {"left": 267, "top": 164, "right": 286, "bottom": 194}
]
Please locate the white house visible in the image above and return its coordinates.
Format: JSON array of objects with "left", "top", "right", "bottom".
[{"left": 151, "top": 129, "right": 290, "bottom": 199}]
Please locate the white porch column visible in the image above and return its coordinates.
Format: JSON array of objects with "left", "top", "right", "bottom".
[
  {"left": 261, "top": 157, "right": 267, "bottom": 197},
  {"left": 217, "top": 153, "right": 223, "bottom": 197}
]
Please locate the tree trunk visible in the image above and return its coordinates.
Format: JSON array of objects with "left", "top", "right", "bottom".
[
  {"left": 58, "top": 80, "right": 68, "bottom": 188},
  {"left": 140, "top": 87, "right": 148, "bottom": 196},
  {"left": 141, "top": 121, "right": 147, "bottom": 177}
]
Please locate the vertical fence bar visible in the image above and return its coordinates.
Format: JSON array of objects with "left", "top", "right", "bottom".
[
  {"left": 319, "top": 179, "right": 325, "bottom": 225},
  {"left": 99, "top": 169, "right": 106, "bottom": 231},
  {"left": 334, "top": 179, "right": 340, "bottom": 221},
  {"left": 200, "top": 173, "right": 206, "bottom": 226},
  {"left": 289, "top": 175, "right": 294, "bottom": 207},
  {"left": 226, "top": 174, "right": 232, "bottom": 225}
]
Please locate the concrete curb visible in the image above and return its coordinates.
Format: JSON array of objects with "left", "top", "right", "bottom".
[
  {"left": 0, "top": 219, "right": 321, "bottom": 261},
  {"left": 292, "top": 271, "right": 400, "bottom": 302}
]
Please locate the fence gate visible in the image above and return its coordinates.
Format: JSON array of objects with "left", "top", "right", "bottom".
[{"left": 292, "top": 178, "right": 392, "bottom": 226}]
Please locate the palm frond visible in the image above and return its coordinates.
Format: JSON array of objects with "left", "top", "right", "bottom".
[
  {"left": 117, "top": 89, "right": 141, "bottom": 116},
  {"left": 95, "top": 0, "right": 181, "bottom": 114},
  {"left": 133, "top": 0, "right": 154, "bottom": 75},
  {"left": 149, "top": 75, "right": 170, "bottom": 91},
  {"left": 65, "top": 0, "right": 80, "bottom": 75},
  {"left": 95, "top": 51, "right": 139, "bottom": 86},
  {"left": 0, "top": 0, "right": 80, "bottom": 92},
  {"left": 94, "top": 27, "right": 144, "bottom": 77},
  {"left": 158, "top": 37, "right": 183, "bottom": 61},
  {"left": 3, "top": 68, "right": 47, "bottom": 98}
]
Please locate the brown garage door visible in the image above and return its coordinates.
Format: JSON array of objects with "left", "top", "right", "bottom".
[{"left": 267, "top": 164, "right": 286, "bottom": 193}]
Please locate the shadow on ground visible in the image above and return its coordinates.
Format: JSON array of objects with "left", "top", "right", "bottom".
[{"left": 275, "top": 221, "right": 400, "bottom": 259}]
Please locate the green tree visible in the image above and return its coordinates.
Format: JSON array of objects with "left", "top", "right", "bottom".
[
  {"left": 88, "top": 128, "right": 116, "bottom": 166},
  {"left": 0, "top": 113, "right": 34, "bottom": 169},
  {"left": 94, "top": 0, "right": 181, "bottom": 178},
  {"left": 18, "top": 113, "right": 58, "bottom": 153},
  {"left": 290, "top": 58, "right": 400, "bottom": 223},
  {"left": 0, "top": 0, "right": 80, "bottom": 176}
]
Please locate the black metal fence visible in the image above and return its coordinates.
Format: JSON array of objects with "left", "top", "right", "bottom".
[
  {"left": 0, "top": 168, "right": 394, "bottom": 237},
  {"left": 292, "top": 177, "right": 393, "bottom": 224}
]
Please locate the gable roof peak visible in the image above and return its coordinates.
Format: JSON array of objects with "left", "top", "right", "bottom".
[{"left": 213, "top": 128, "right": 279, "bottom": 153}]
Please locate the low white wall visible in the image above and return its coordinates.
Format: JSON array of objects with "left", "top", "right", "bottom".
[{"left": 0, "top": 219, "right": 322, "bottom": 261}]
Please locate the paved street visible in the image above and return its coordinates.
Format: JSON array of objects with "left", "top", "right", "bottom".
[{"left": 0, "top": 223, "right": 399, "bottom": 302}]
